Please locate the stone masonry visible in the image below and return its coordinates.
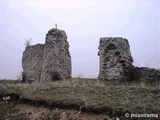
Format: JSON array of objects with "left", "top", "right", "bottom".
[
  {"left": 98, "top": 37, "right": 133, "bottom": 81},
  {"left": 131, "top": 66, "right": 160, "bottom": 81},
  {"left": 22, "top": 44, "right": 44, "bottom": 82},
  {"left": 22, "top": 28, "right": 71, "bottom": 82},
  {"left": 41, "top": 28, "right": 71, "bottom": 81}
]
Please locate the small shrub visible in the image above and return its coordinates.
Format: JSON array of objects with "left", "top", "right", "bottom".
[
  {"left": 51, "top": 71, "right": 61, "bottom": 81},
  {"left": 24, "top": 38, "right": 32, "bottom": 47}
]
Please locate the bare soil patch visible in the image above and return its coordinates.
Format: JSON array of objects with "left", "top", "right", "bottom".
[{"left": 0, "top": 101, "right": 113, "bottom": 120}]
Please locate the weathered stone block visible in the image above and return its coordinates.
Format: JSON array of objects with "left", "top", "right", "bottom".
[
  {"left": 22, "top": 44, "right": 44, "bottom": 82},
  {"left": 98, "top": 37, "right": 133, "bottom": 81}
]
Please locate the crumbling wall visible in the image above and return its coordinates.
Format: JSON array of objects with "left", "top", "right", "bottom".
[
  {"left": 98, "top": 37, "right": 160, "bottom": 81},
  {"left": 22, "top": 44, "right": 44, "bottom": 82},
  {"left": 132, "top": 67, "right": 160, "bottom": 81},
  {"left": 22, "top": 28, "right": 71, "bottom": 82},
  {"left": 40, "top": 28, "right": 71, "bottom": 81},
  {"left": 98, "top": 37, "right": 133, "bottom": 81}
]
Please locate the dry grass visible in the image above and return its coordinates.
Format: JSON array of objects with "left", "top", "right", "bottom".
[{"left": 0, "top": 78, "right": 160, "bottom": 117}]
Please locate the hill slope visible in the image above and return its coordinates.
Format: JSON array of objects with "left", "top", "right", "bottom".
[{"left": 0, "top": 79, "right": 160, "bottom": 119}]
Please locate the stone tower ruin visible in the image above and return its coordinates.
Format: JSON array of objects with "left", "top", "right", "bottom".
[
  {"left": 22, "top": 28, "right": 71, "bottom": 82},
  {"left": 98, "top": 37, "right": 133, "bottom": 81}
]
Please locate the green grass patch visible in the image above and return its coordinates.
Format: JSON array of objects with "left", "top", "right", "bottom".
[{"left": 0, "top": 79, "right": 160, "bottom": 116}]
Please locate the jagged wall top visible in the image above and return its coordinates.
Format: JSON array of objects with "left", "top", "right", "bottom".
[
  {"left": 46, "top": 28, "right": 67, "bottom": 43},
  {"left": 22, "top": 28, "right": 71, "bottom": 82},
  {"left": 98, "top": 37, "right": 133, "bottom": 81}
]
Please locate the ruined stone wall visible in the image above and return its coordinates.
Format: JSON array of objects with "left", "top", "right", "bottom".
[
  {"left": 40, "top": 28, "right": 71, "bottom": 81},
  {"left": 131, "top": 67, "right": 160, "bottom": 81},
  {"left": 98, "top": 37, "right": 160, "bottom": 81},
  {"left": 22, "top": 44, "right": 44, "bottom": 82},
  {"left": 98, "top": 37, "right": 133, "bottom": 81},
  {"left": 22, "top": 28, "right": 71, "bottom": 82}
]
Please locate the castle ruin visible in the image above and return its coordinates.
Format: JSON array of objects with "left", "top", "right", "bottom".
[
  {"left": 98, "top": 37, "right": 160, "bottom": 81},
  {"left": 22, "top": 28, "right": 71, "bottom": 82},
  {"left": 22, "top": 27, "right": 159, "bottom": 82},
  {"left": 98, "top": 37, "right": 133, "bottom": 81}
]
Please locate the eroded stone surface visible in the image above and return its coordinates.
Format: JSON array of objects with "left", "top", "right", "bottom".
[
  {"left": 22, "top": 44, "right": 44, "bottom": 82},
  {"left": 41, "top": 28, "right": 71, "bottom": 81},
  {"left": 22, "top": 28, "right": 71, "bottom": 82},
  {"left": 98, "top": 37, "right": 133, "bottom": 81},
  {"left": 132, "top": 67, "right": 160, "bottom": 81}
]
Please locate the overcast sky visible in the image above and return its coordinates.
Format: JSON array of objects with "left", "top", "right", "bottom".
[{"left": 0, "top": 0, "right": 159, "bottom": 79}]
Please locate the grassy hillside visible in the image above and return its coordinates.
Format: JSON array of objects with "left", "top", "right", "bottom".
[{"left": 0, "top": 78, "right": 160, "bottom": 118}]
